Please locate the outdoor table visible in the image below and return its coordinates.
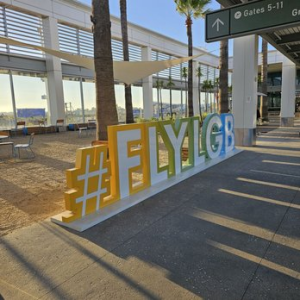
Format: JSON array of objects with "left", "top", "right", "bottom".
[
  {"left": 0, "top": 135, "right": 14, "bottom": 158},
  {"left": 0, "top": 135, "right": 8, "bottom": 142}
]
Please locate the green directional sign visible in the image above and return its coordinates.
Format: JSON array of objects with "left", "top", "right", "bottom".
[
  {"left": 206, "top": 10, "right": 230, "bottom": 40},
  {"left": 206, "top": 0, "right": 300, "bottom": 42}
]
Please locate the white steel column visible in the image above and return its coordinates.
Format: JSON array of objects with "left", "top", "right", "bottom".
[
  {"left": 192, "top": 61, "right": 200, "bottom": 116},
  {"left": 281, "top": 57, "right": 296, "bottom": 127},
  {"left": 43, "top": 17, "right": 65, "bottom": 125},
  {"left": 142, "top": 46, "right": 153, "bottom": 119},
  {"left": 232, "top": 35, "right": 258, "bottom": 146}
]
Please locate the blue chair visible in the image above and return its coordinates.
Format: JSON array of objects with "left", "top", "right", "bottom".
[{"left": 11, "top": 121, "right": 26, "bottom": 137}]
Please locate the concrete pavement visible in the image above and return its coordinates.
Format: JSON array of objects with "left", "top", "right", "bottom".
[{"left": 0, "top": 123, "right": 300, "bottom": 299}]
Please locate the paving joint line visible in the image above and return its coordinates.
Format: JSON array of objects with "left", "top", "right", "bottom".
[
  {"left": 41, "top": 151, "right": 261, "bottom": 298},
  {"left": 241, "top": 188, "right": 300, "bottom": 300},
  {"left": 40, "top": 180, "right": 200, "bottom": 299}
]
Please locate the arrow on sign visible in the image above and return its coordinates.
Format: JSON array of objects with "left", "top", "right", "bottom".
[{"left": 212, "top": 18, "right": 224, "bottom": 32}]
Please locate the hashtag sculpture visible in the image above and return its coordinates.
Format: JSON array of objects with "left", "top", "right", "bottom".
[{"left": 62, "top": 145, "right": 112, "bottom": 223}]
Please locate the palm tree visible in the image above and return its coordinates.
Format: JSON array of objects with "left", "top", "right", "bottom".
[
  {"left": 202, "top": 79, "right": 210, "bottom": 113},
  {"left": 182, "top": 66, "right": 188, "bottom": 117},
  {"left": 228, "top": 85, "right": 232, "bottom": 111},
  {"left": 219, "top": 39, "right": 229, "bottom": 113},
  {"left": 155, "top": 80, "right": 164, "bottom": 119},
  {"left": 155, "top": 80, "right": 160, "bottom": 118},
  {"left": 214, "top": 77, "right": 219, "bottom": 113},
  {"left": 91, "top": 0, "right": 118, "bottom": 140},
  {"left": 196, "top": 65, "right": 203, "bottom": 123},
  {"left": 174, "top": 0, "right": 211, "bottom": 117},
  {"left": 208, "top": 79, "right": 214, "bottom": 113},
  {"left": 120, "top": 0, "right": 134, "bottom": 124},
  {"left": 159, "top": 80, "right": 164, "bottom": 119},
  {"left": 260, "top": 38, "right": 268, "bottom": 122},
  {"left": 166, "top": 76, "right": 175, "bottom": 116}
]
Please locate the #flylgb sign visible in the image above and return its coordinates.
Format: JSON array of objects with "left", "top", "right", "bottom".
[{"left": 52, "top": 113, "right": 236, "bottom": 231}]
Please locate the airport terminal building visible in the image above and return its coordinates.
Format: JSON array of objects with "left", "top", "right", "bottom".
[
  {"left": 0, "top": 0, "right": 299, "bottom": 146},
  {"left": 0, "top": 0, "right": 222, "bottom": 129}
]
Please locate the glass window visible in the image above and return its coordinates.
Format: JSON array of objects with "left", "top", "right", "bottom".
[
  {"left": 161, "top": 88, "right": 170, "bottom": 117},
  {"left": 171, "top": 90, "right": 183, "bottom": 118},
  {"left": 63, "top": 79, "right": 83, "bottom": 124},
  {"left": 296, "top": 70, "right": 300, "bottom": 86},
  {"left": 131, "top": 86, "right": 143, "bottom": 109},
  {"left": 12, "top": 72, "right": 48, "bottom": 126},
  {"left": 268, "top": 72, "right": 282, "bottom": 86},
  {"left": 131, "top": 86, "right": 143, "bottom": 119},
  {"left": 82, "top": 80, "right": 96, "bottom": 121},
  {"left": 114, "top": 84, "right": 143, "bottom": 121},
  {"left": 115, "top": 84, "right": 125, "bottom": 122},
  {"left": 0, "top": 71, "right": 14, "bottom": 129},
  {"left": 152, "top": 87, "right": 159, "bottom": 118}
]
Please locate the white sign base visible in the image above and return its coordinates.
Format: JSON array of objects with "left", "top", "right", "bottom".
[{"left": 51, "top": 148, "right": 242, "bottom": 232}]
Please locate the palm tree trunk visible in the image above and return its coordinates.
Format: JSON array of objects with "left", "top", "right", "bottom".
[
  {"left": 219, "top": 39, "right": 229, "bottom": 113},
  {"left": 120, "top": 0, "right": 134, "bottom": 123},
  {"left": 92, "top": 0, "right": 118, "bottom": 140},
  {"left": 215, "top": 81, "right": 219, "bottom": 113},
  {"left": 198, "top": 76, "right": 203, "bottom": 124},
  {"left": 206, "top": 92, "right": 208, "bottom": 113},
  {"left": 180, "top": 87, "right": 183, "bottom": 117},
  {"left": 170, "top": 88, "right": 173, "bottom": 116},
  {"left": 260, "top": 38, "right": 268, "bottom": 121},
  {"left": 186, "top": 17, "right": 194, "bottom": 117},
  {"left": 160, "top": 86, "right": 163, "bottom": 119},
  {"left": 204, "top": 90, "right": 207, "bottom": 113},
  {"left": 185, "top": 79, "right": 188, "bottom": 117},
  {"left": 157, "top": 86, "right": 160, "bottom": 118}
]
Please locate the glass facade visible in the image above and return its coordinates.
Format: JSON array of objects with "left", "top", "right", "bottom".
[
  {"left": 13, "top": 73, "right": 48, "bottom": 125},
  {"left": 82, "top": 81, "right": 96, "bottom": 120},
  {"left": 63, "top": 79, "right": 83, "bottom": 124},
  {"left": 0, "top": 3, "right": 229, "bottom": 129},
  {"left": 0, "top": 71, "right": 48, "bottom": 129}
]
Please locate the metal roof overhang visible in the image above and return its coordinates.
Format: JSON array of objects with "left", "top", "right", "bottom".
[{"left": 217, "top": 0, "right": 300, "bottom": 66}]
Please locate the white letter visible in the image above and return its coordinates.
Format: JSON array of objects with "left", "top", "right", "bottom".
[
  {"left": 117, "top": 129, "right": 141, "bottom": 198},
  {"left": 148, "top": 126, "right": 168, "bottom": 185}
]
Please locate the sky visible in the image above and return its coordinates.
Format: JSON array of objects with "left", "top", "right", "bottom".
[{"left": 78, "top": 0, "right": 222, "bottom": 54}]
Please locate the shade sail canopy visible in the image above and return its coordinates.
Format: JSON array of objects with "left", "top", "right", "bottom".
[
  {"left": 0, "top": 36, "right": 202, "bottom": 85},
  {"left": 113, "top": 56, "right": 201, "bottom": 84}
]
